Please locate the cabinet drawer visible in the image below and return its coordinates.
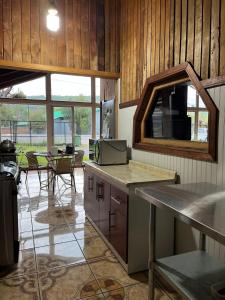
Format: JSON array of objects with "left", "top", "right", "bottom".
[
  {"left": 110, "top": 186, "right": 128, "bottom": 206},
  {"left": 110, "top": 186, "right": 128, "bottom": 262}
]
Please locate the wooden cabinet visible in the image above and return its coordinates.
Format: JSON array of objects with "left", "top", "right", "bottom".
[
  {"left": 109, "top": 186, "right": 128, "bottom": 262},
  {"left": 84, "top": 169, "right": 97, "bottom": 224},
  {"left": 96, "top": 176, "right": 110, "bottom": 239},
  {"left": 84, "top": 169, "right": 128, "bottom": 262},
  {"left": 84, "top": 169, "right": 111, "bottom": 239}
]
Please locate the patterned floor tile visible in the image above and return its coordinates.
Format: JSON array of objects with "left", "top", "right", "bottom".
[
  {"left": 88, "top": 257, "right": 140, "bottom": 293},
  {"left": 0, "top": 273, "right": 40, "bottom": 300},
  {"left": 19, "top": 231, "right": 34, "bottom": 250},
  {"left": 78, "top": 237, "right": 113, "bottom": 261},
  {"left": 19, "top": 218, "right": 33, "bottom": 233},
  {"left": 0, "top": 249, "right": 36, "bottom": 279},
  {"left": 64, "top": 210, "right": 87, "bottom": 225},
  {"left": 33, "top": 224, "right": 76, "bottom": 248},
  {"left": 102, "top": 283, "right": 170, "bottom": 300},
  {"left": 76, "top": 295, "right": 105, "bottom": 300},
  {"left": 1, "top": 171, "right": 154, "bottom": 300},
  {"left": 32, "top": 213, "right": 67, "bottom": 231},
  {"left": 38, "top": 263, "right": 101, "bottom": 300},
  {"left": 35, "top": 240, "right": 86, "bottom": 272},
  {"left": 70, "top": 223, "right": 99, "bottom": 240}
]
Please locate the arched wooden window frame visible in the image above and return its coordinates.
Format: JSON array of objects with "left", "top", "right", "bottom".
[{"left": 133, "top": 63, "right": 218, "bottom": 161}]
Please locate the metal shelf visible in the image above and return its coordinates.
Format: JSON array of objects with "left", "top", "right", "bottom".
[{"left": 155, "top": 250, "right": 225, "bottom": 300}]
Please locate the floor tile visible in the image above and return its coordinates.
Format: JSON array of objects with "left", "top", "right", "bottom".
[
  {"left": 0, "top": 249, "right": 36, "bottom": 279},
  {"left": 78, "top": 237, "right": 113, "bottom": 261},
  {"left": 32, "top": 212, "right": 67, "bottom": 231},
  {"left": 19, "top": 231, "right": 34, "bottom": 250},
  {"left": 18, "top": 210, "right": 31, "bottom": 220},
  {"left": 33, "top": 224, "right": 76, "bottom": 248},
  {"left": 88, "top": 257, "right": 139, "bottom": 293},
  {"left": 19, "top": 218, "right": 33, "bottom": 233},
  {"left": 31, "top": 206, "right": 65, "bottom": 219},
  {"left": 102, "top": 283, "right": 169, "bottom": 300},
  {"left": 35, "top": 240, "right": 86, "bottom": 272},
  {"left": 0, "top": 273, "right": 40, "bottom": 300},
  {"left": 38, "top": 263, "right": 101, "bottom": 300},
  {"left": 70, "top": 223, "right": 99, "bottom": 240},
  {"left": 64, "top": 210, "right": 87, "bottom": 225},
  {"left": 76, "top": 295, "right": 105, "bottom": 300},
  {"left": 6, "top": 171, "right": 153, "bottom": 300}
]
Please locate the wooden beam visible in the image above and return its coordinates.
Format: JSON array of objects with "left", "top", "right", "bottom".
[{"left": 0, "top": 59, "right": 120, "bottom": 79}]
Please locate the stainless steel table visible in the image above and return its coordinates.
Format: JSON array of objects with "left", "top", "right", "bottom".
[{"left": 136, "top": 182, "right": 225, "bottom": 300}]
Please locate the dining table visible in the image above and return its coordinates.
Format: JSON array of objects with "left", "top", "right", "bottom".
[
  {"left": 33, "top": 151, "right": 78, "bottom": 190},
  {"left": 33, "top": 151, "right": 78, "bottom": 159}
]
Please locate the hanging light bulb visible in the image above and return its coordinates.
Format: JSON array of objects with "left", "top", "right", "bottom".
[{"left": 46, "top": 1, "right": 60, "bottom": 32}]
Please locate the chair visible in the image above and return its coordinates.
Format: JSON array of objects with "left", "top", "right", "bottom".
[
  {"left": 72, "top": 150, "right": 85, "bottom": 170},
  {"left": 51, "top": 157, "right": 76, "bottom": 193},
  {"left": 20, "top": 151, "right": 49, "bottom": 188}
]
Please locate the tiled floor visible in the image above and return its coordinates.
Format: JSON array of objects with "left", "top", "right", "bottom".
[{"left": 0, "top": 169, "right": 179, "bottom": 300}]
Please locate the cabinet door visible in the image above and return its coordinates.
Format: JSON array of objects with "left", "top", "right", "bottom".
[
  {"left": 84, "top": 169, "right": 98, "bottom": 223},
  {"left": 96, "top": 177, "right": 110, "bottom": 239},
  {"left": 109, "top": 186, "right": 128, "bottom": 262}
]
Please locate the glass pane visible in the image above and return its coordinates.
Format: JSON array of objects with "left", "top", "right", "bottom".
[
  {"left": 187, "top": 111, "right": 196, "bottom": 140},
  {"left": 187, "top": 85, "right": 197, "bottom": 107},
  {"left": 198, "top": 111, "right": 208, "bottom": 142},
  {"left": 0, "top": 104, "right": 47, "bottom": 165},
  {"left": 95, "top": 78, "right": 100, "bottom": 103},
  {"left": 74, "top": 107, "right": 92, "bottom": 156},
  {"left": 51, "top": 74, "right": 91, "bottom": 102},
  {"left": 0, "top": 77, "right": 46, "bottom": 100},
  {"left": 144, "top": 81, "right": 208, "bottom": 142},
  {"left": 53, "top": 107, "right": 73, "bottom": 146},
  {"left": 96, "top": 107, "right": 101, "bottom": 138},
  {"left": 199, "top": 97, "right": 206, "bottom": 108}
]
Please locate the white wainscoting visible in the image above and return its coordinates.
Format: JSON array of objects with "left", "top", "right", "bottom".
[{"left": 118, "top": 85, "right": 225, "bottom": 263}]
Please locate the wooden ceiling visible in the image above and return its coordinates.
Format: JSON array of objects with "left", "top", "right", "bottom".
[{"left": 0, "top": 68, "right": 47, "bottom": 90}]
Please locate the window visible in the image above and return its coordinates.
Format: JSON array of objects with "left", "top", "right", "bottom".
[
  {"left": 0, "top": 103, "right": 47, "bottom": 147},
  {"left": 187, "top": 86, "right": 208, "bottom": 142},
  {"left": 0, "top": 68, "right": 104, "bottom": 159},
  {"left": 51, "top": 74, "right": 91, "bottom": 102},
  {"left": 133, "top": 63, "right": 218, "bottom": 161},
  {"left": 0, "top": 77, "right": 46, "bottom": 100},
  {"left": 95, "top": 78, "right": 101, "bottom": 103},
  {"left": 96, "top": 107, "right": 101, "bottom": 138},
  {"left": 74, "top": 107, "right": 92, "bottom": 150},
  {"left": 53, "top": 107, "right": 73, "bottom": 146}
]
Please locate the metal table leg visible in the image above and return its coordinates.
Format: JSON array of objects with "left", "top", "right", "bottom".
[{"left": 149, "top": 204, "right": 156, "bottom": 300}]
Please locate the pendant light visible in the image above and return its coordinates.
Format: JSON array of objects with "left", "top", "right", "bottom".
[{"left": 46, "top": 0, "right": 60, "bottom": 32}]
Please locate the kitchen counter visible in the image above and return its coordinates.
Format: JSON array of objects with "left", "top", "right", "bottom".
[
  {"left": 136, "top": 182, "right": 225, "bottom": 245},
  {"left": 135, "top": 182, "right": 225, "bottom": 299},
  {"left": 84, "top": 160, "right": 176, "bottom": 188},
  {"left": 84, "top": 160, "right": 176, "bottom": 273}
]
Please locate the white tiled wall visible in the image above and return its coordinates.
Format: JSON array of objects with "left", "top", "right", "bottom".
[{"left": 118, "top": 85, "right": 225, "bottom": 262}]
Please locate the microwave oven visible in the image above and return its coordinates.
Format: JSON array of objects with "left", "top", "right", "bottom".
[{"left": 89, "top": 139, "right": 127, "bottom": 165}]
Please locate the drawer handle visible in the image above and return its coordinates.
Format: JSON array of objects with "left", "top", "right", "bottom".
[
  {"left": 96, "top": 182, "right": 104, "bottom": 200},
  {"left": 111, "top": 196, "right": 121, "bottom": 205},
  {"left": 88, "top": 176, "right": 93, "bottom": 192},
  {"left": 109, "top": 211, "right": 116, "bottom": 229}
]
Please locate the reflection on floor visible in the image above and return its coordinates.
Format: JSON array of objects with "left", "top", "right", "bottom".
[{"left": 0, "top": 169, "right": 179, "bottom": 300}]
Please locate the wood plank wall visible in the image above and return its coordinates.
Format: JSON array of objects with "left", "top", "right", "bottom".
[
  {"left": 0, "top": 0, "right": 120, "bottom": 73},
  {"left": 120, "top": 0, "right": 225, "bottom": 103}
]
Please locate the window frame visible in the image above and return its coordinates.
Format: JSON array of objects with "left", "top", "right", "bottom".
[{"left": 0, "top": 73, "right": 101, "bottom": 150}]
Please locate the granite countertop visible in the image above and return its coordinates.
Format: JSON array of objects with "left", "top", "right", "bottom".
[{"left": 84, "top": 160, "right": 176, "bottom": 187}]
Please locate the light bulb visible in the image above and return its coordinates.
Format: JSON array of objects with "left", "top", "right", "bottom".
[{"left": 46, "top": 8, "right": 60, "bottom": 32}]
